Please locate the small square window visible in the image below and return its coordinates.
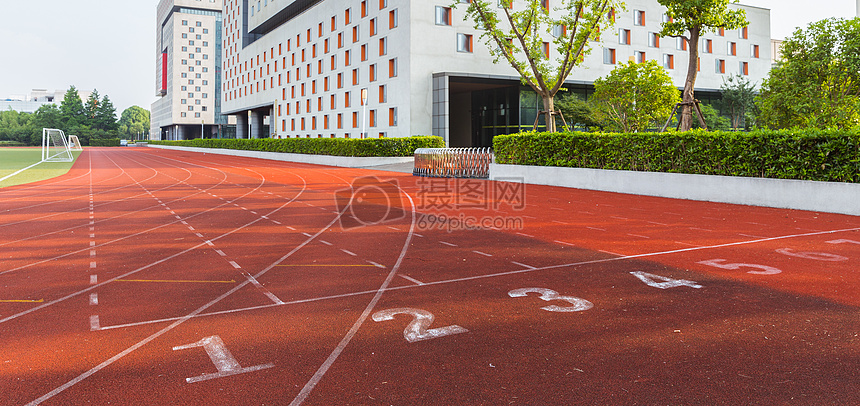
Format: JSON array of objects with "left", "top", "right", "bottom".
[
  {"left": 457, "top": 34, "right": 473, "bottom": 52},
  {"left": 435, "top": 6, "right": 452, "bottom": 26}
]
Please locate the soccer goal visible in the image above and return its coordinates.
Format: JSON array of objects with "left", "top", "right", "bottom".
[
  {"left": 42, "top": 128, "right": 74, "bottom": 162},
  {"left": 68, "top": 135, "right": 83, "bottom": 151}
]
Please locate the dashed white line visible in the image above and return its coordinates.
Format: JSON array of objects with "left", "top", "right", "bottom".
[
  {"left": 90, "top": 275, "right": 98, "bottom": 285},
  {"left": 89, "top": 262, "right": 97, "bottom": 269},
  {"left": 586, "top": 226, "right": 607, "bottom": 231},
  {"left": 387, "top": 226, "right": 400, "bottom": 231},
  {"left": 366, "top": 261, "right": 386, "bottom": 269},
  {"left": 195, "top": 233, "right": 204, "bottom": 238},
  {"left": 303, "top": 232, "right": 313, "bottom": 238},
  {"left": 511, "top": 261, "right": 536, "bottom": 269},
  {"left": 90, "top": 250, "right": 96, "bottom": 257},
  {"left": 472, "top": 250, "right": 493, "bottom": 257},
  {"left": 627, "top": 234, "right": 651, "bottom": 239},
  {"left": 89, "top": 315, "right": 100, "bottom": 331},
  {"left": 229, "top": 261, "right": 242, "bottom": 269},
  {"left": 215, "top": 250, "right": 227, "bottom": 257},
  {"left": 439, "top": 241, "right": 458, "bottom": 247},
  {"left": 89, "top": 241, "right": 96, "bottom": 247},
  {"left": 646, "top": 221, "right": 669, "bottom": 226},
  {"left": 341, "top": 249, "right": 358, "bottom": 257},
  {"left": 413, "top": 233, "right": 424, "bottom": 238},
  {"left": 598, "top": 249, "right": 624, "bottom": 256},
  {"left": 89, "top": 293, "right": 98, "bottom": 306},
  {"left": 320, "top": 240, "right": 333, "bottom": 246},
  {"left": 515, "top": 232, "right": 534, "bottom": 238},
  {"left": 272, "top": 220, "right": 282, "bottom": 225},
  {"left": 554, "top": 240, "right": 576, "bottom": 247},
  {"left": 399, "top": 275, "right": 425, "bottom": 286}
]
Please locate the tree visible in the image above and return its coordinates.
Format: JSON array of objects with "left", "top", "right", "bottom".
[
  {"left": 456, "top": 0, "right": 622, "bottom": 132},
  {"left": 59, "top": 86, "right": 86, "bottom": 127},
  {"left": 719, "top": 74, "right": 757, "bottom": 129},
  {"left": 694, "top": 103, "right": 731, "bottom": 130},
  {"left": 590, "top": 60, "right": 680, "bottom": 132},
  {"left": 555, "top": 93, "right": 599, "bottom": 129},
  {"left": 756, "top": 18, "right": 860, "bottom": 130},
  {"left": 658, "top": 0, "right": 747, "bottom": 131},
  {"left": 95, "top": 95, "right": 118, "bottom": 132},
  {"left": 84, "top": 89, "right": 101, "bottom": 127},
  {"left": 118, "top": 106, "right": 151, "bottom": 138}
]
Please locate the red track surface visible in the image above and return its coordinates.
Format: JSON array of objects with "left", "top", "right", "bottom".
[{"left": 0, "top": 148, "right": 857, "bottom": 405}]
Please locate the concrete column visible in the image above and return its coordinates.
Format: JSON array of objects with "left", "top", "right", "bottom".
[
  {"left": 236, "top": 112, "right": 248, "bottom": 139},
  {"left": 176, "top": 126, "right": 185, "bottom": 141},
  {"left": 250, "top": 110, "right": 265, "bottom": 139},
  {"left": 269, "top": 107, "right": 276, "bottom": 137}
]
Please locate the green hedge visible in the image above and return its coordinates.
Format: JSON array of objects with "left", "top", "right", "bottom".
[
  {"left": 89, "top": 139, "right": 122, "bottom": 147},
  {"left": 149, "top": 136, "right": 445, "bottom": 157},
  {"left": 494, "top": 129, "right": 860, "bottom": 183}
]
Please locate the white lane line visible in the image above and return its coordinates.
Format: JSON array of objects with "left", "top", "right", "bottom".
[
  {"left": 205, "top": 240, "right": 215, "bottom": 247},
  {"left": 89, "top": 241, "right": 96, "bottom": 247},
  {"left": 89, "top": 293, "right": 98, "bottom": 306},
  {"left": 472, "top": 250, "right": 493, "bottom": 257},
  {"left": 341, "top": 249, "right": 358, "bottom": 257},
  {"left": 287, "top": 226, "right": 297, "bottom": 231},
  {"left": 627, "top": 234, "right": 651, "bottom": 239},
  {"left": 229, "top": 261, "right": 242, "bottom": 269},
  {"left": 578, "top": 211, "right": 594, "bottom": 215},
  {"left": 413, "top": 233, "right": 424, "bottom": 238},
  {"left": 646, "top": 221, "right": 669, "bottom": 226},
  {"left": 366, "top": 261, "right": 386, "bottom": 269},
  {"left": 598, "top": 249, "right": 624, "bottom": 256},
  {"left": 0, "top": 160, "right": 45, "bottom": 183},
  {"left": 690, "top": 227, "right": 713, "bottom": 232},
  {"left": 90, "top": 262, "right": 97, "bottom": 269},
  {"left": 515, "top": 232, "right": 534, "bottom": 238},
  {"left": 251, "top": 211, "right": 257, "bottom": 215},
  {"left": 303, "top": 233, "right": 314, "bottom": 237},
  {"left": 195, "top": 233, "right": 204, "bottom": 238},
  {"left": 180, "top": 221, "right": 188, "bottom": 225},
  {"left": 399, "top": 275, "right": 425, "bottom": 286},
  {"left": 511, "top": 261, "right": 536, "bottom": 269},
  {"left": 89, "top": 315, "right": 100, "bottom": 331},
  {"left": 188, "top": 226, "right": 195, "bottom": 231},
  {"left": 89, "top": 234, "right": 95, "bottom": 238},
  {"left": 90, "top": 275, "right": 98, "bottom": 285},
  {"left": 554, "top": 240, "right": 577, "bottom": 247},
  {"left": 586, "top": 226, "right": 607, "bottom": 231},
  {"left": 215, "top": 250, "right": 227, "bottom": 257},
  {"left": 610, "top": 216, "right": 630, "bottom": 220},
  {"left": 240, "top": 272, "right": 284, "bottom": 305},
  {"left": 387, "top": 226, "right": 400, "bottom": 231},
  {"left": 439, "top": 241, "right": 458, "bottom": 247},
  {"left": 90, "top": 250, "right": 96, "bottom": 257},
  {"left": 320, "top": 240, "right": 333, "bottom": 246},
  {"left": 272, "top": 220, "right": 282, "bottom": 225}
]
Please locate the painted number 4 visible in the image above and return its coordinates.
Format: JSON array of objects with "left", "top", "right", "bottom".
[
  {"left": 173, "top": 335, "right": 274, "bottom": 383},
  {"left": 630, "top": 271, "right": 703, "bottom": 289}
]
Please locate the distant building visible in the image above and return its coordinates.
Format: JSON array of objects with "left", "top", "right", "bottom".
[
  {"left": 770, "top": 39, "right": 783, "bottom": 66},
  {"left": 0, "top": 89, "right": 92, "bottom": 114},
  {"left": 219, "top": 0, "right": 771, "bottom": 146},
  {"left": 151, "top": 0, "right": 234, "bottom": 140}
]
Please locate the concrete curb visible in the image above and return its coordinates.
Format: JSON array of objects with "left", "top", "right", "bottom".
[
  {"left": 490, "top": 163, "right": 860, "bottom": 216},
  {"left": 147, "top": 144, "right": 414, "bottom": 168}
]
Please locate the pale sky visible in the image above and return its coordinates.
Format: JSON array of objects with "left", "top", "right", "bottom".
[{"left": 0, "top": 0, "right": 855, "bottom": 114}]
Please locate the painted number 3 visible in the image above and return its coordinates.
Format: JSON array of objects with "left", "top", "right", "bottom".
[{"left": 508, "top": 288, "right": 594, "bottom": 312}]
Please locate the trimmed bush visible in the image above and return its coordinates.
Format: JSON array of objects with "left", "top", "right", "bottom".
[
  {"left": 149, "top": 136, "right": 445, "bottom": 157},
  {"left": 89, "top": 139, "right": 122, "bottom": 147},
  {"left": 494, "top": 129, "right": 860, "bottom": 183}
]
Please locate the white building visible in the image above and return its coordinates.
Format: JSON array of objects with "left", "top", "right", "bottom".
[
  {"left": 151, "top": 0, "right": 233, "bottom": 140},
  {"left": 221, "top": 0, "right": 771, "bottom": 146},
  {"left": 0, "top": 89, "right": 93, "bottom": 114}
]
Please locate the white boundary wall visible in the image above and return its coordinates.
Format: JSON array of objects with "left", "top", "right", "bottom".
[
  {"left": 491, "top": 164, "right": 860, "bottom": 216},
  {"left": 147, "top": 144, "right": 412, "bottom": 168}
]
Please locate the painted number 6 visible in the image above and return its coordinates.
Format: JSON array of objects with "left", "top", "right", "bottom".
[
  {"left": 508, "top": 288, "right": 594, "bottom": 312},
  {"left": 697, "top": 259, "right": 781, "bottom": 275},
  {"left": 372, "top": 308, "right": 468, "bottom": 343}
]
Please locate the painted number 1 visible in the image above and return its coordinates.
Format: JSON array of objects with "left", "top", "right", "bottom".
[{"left": 173, "top": 335, "right": 274, "bottom": 383}]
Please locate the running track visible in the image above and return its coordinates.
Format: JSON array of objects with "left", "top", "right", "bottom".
[{"left": 0, "top": 148, "right": 857, "bottom": 405}]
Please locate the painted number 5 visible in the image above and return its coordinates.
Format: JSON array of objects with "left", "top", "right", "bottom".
[
  {"left": 508, "top": 288, "right": 594, "bottom": 312},
  {"left": 372, "top": 308, "right": 468, "bottom": 343},
  {"left": 697, "top": 259, "right": 781, "bottom": 275}
]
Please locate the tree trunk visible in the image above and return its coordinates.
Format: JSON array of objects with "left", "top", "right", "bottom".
[
  {"left": 542, "top": 94, "right": 557, "bottom": 133},
  {"left": 680, "top": 27, "right": 701, "bottom": 131}
]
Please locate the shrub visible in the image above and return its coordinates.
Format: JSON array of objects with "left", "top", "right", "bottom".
[
  {"left": 89, "top": 139, "right": 122, "bottom": 147},
  {"left": 494, "top": 129, "right": 860, "bottom": 183},
  {"left": 149, "top": 136, "right": 445, "bottom": 157}
]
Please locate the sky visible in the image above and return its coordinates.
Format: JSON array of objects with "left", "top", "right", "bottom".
[{"left": 0, "top": 0, "right": 856, "bottom": 115}]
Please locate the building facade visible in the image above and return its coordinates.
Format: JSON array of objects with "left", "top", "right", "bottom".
[
  {"left": 152, "top": 0, "right": 232, "bottom": 140},
  {"left": 221, "top": 0, "right": 771, "bottom": 146},
  {"left": 0, "top": 89, "right": 93, "bottom": 114}
]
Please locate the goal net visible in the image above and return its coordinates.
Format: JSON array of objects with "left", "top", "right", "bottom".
[
  {"left": 68, "top": 135, "right": 83, "bottom": 151},
  {"left": 42, "top": 128, "right": 74, "bottom": 162}
]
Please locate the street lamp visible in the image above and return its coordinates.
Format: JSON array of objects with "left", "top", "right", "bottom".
[{"left": 361, "top": 88, "right": 368, "bottom": 139}]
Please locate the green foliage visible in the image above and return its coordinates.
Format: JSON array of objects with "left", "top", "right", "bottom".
[
  {"left": 95, "top": 95, "right": 118, "bottom": 132},
  {"left": 454, "top": 0, "right": 622, "bottom": 131},
  {"left": 118, "top": 106, "right": 151, "bottom": 138},
  {"left": 84, "top": 89, "right": 101, "bottom": 126},
  {"left": 757, "top": 18, "right": 860, "bottom": 130},
  {"left": 60, "top": 86, "right": 85, "bottom": 125},
  {"left": 494, "top": 129, "right": 860, "bottom": 182},
  {"left": 554, "top": 93, "right": 599, "bottom": 129},
  {"left": 591, "top": 60, "right": 680, "bottom": 132},
  {"left": 149, "top": 136, "right": 446, "bottom": 157},
  {"left": 89, "top": 139, "right": 122, "bottom": 147},
  {"left": 658, "top": 0, "right": 748, "bottom": 131},
  {"left": 718, "top": 74, "right": 758, "bottom": 129},
  {"left": 691, "top": 103, "right": 731, "bottom": 131}
]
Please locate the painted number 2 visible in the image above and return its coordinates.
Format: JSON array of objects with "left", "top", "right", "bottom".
[
  {"left": 173, "top": 335, "right": 274, "bottom": 383},
  {"left": 508, "top": 288, "right": 594, "bottom": 312},
  {"left": 372, "top": 308, "right": 469, "bottom": 343}
]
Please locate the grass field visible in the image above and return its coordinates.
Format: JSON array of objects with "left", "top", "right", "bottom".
[{"left": 0, "top": 147, "right": 81, "bottom": 188}]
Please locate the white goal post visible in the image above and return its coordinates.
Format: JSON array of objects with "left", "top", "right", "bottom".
[
  {"left": 68, "top": 135, "right": 83, "bottom": 151},
  {"left": 42, "top": 128, "right": 74, "bottom": 162}
]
